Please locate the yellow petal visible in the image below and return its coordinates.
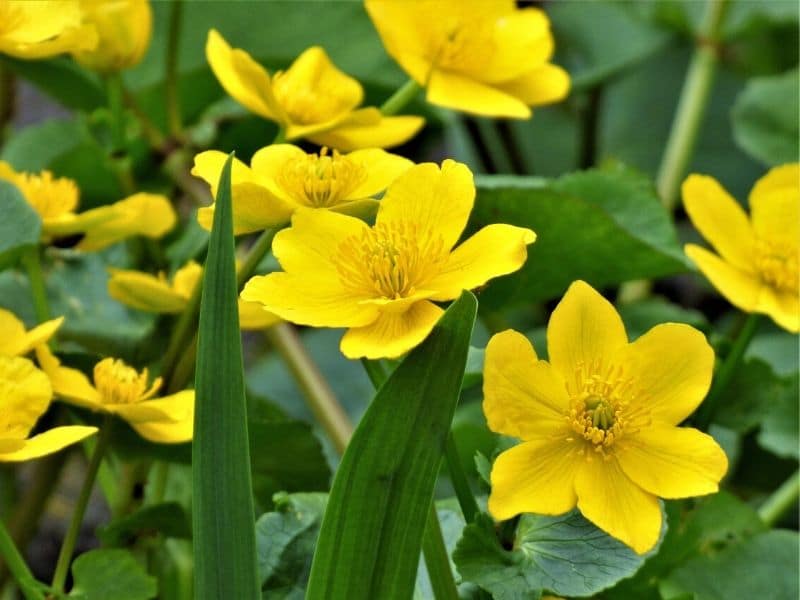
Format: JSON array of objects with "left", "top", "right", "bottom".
[
  {"left": 575, "top": 457, "right": 662, "bottom": 554},
  {"left": 0, "top": 310, "right": 61, "bottom": 357},
  {"left": 329, "top": 198, "right": 380, "bottom": 221},
  {"left": 682, "top": 174, "right": 756, "bottom": 271},
  {"left": 308, "top": 109, "right": 425, "bottom": 152},
  {"left": 426, "top": 69, "right": 531, "bottom": 119},
  {"left": 427, "top": 224, "right": 535, "bottom": 301},
  {"left": 547, "top": 281, "right": 628, "bottom": 391},
  {"left": 73, "top": 0, "right": 152, "bottom": 73},
  {"left": 206, "top": 29, "right": 282, "bottom": 121},
  {"left": 497, "top": 63, "right": 571, "bottom": 107},
  {"left": 238, "top": 299, "right": 281, "bottom": 330},
  {"left": 76, "top": 193, "right": 177, "bottom": 251},
  {"left": 0, "top": 356, "right": 53, "bottom": 438},
  {"left": 172, "top": 261, "right": 203, "bottom": 298},
  {"left": 617, "top": 424, "right": 727, "bottom": 499},
  {"left": 756, "top": 286, "right": 800, "bottom": 333},
  {"left": 108, "top": 393, "right": 190, "bottom": 425},
  {"left": 241, "top": 273, "right": 378, "bottom": 329},
  {"left": 0, "top": 1, "right": 97, "bottom": 59},
  {"left": 377, "top": 160, "right": 474, "bottom": 250},
  {"left": 197, "top": 182, "right": 294, "bottom": 235},
  {"left": 619, "top": 323, "right": 714, "bottom": 425},
  {"left": 107, "top": 269, "right": 187, "bottom": 314},
  {"left": 343, "top": 148, "right": 415, "bottom": 199},
  {"left": 249, "top": 143, "right": 310, "bottom": 204},
  {"left": 128, "top": 391, "right": 194, "bottom": 444},
  {"left": 488, "top": 438, "right": 580, "bottom": 520},
  {"left": 483, "top": 330, "right": 572, "bottom": 440},
  {"left": 0, "top": 426, "right": 97, "bottom": 462},
  {"left": 192, "top": 150, "right": 260, "bottom": 195},
  {"left": 685, "top": 244, "right": 762, "bottom": 312},
  {"left": 35, "top": 345, "right": 104, "bottom": 411},
  {"left": 749, "top": 164, "right": 800, "bottom": 241},
  {"left": 749, "top": 163, "right": 799, "bottom": 203},
  {"left": 340, "top": 300, "right": 443, "bottom": 359},
  {"left": 17, "top": 317, "right": 64, "bottom": 355}
]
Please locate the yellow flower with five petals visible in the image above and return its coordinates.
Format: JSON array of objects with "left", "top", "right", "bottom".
[
  {"left": 0, "top": 355, "right": 97, "bottom": 462},
  {"left": 36, "top": 345, "right": 194, "bottom": 444},
  {"left": 241, "top": 160, "right": 535, "bottom": 359},
  {"left": 73, "top": 0, "right": 152, "bottom": 73},
  {"left": 191, "top": 144, "right": 413, "bottom": 235},
  {"left": 484, "top": 281, "right": 727, "bottom": 554},
  {"left": 206, "top": 30, "right": 424, "bottom": 151},
  {"left": 365, "top": 0, "right": 570, "bottom": 118},
  {"left": 0, "top": 308, "right": 63, "bottom": 358},
  {"left": 0, "top": 0, "right": 97, "bottom": 60},
  {"left": 683, "top": 164, "right": 799, "bottom": 333}
]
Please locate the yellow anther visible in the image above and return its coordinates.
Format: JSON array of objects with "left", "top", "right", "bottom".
[{"left": 94, "top": 358, "right": 161, "bottom": 405}]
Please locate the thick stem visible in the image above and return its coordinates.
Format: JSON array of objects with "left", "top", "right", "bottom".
[
  {"left": 20, "top": 247, "right": 50, "bottom": 323},
  {"left": 0, "top": 520, "right": 44, "bottom": 600},
  {"left": 380, "top": 79, "right": 422, "bottom": 116},
  {"left": 656, "top": 0, "right": 729, "bottom": 209},
  {"left": 758, "top": 470, "right": 800, "bottom": 527},
  {"left": 422, "top": 503, "right": 460, "bottom": 600},
  {"left": 106, "top": 73, "right": 127, "bottom": 153},
  {"left": 445, "top": 434, "right": 479, "bottom": 523},
  {"left": 161, "top": 278, "right": 203, "bottom": 384},
  {"left": 360, "top": 357, "right": 389, "bottom": 389},
  {"left": 165, "top": 0, "right": 184, "bottom": 139},
  {"left": 51, "top": 419, "right": 111, "bottom": 593}
]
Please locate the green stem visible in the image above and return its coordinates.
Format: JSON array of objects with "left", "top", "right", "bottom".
[
  {"left": 360, "top": 357, "right": 389, "bottom": 389},
  {"left": 694, "top": 313, "right": 760, "bottom": 430},
  {"left": 20, "top": 247, "right": 50, "bottom": 323},
  {"left": 272, "top": 128, "right": 286, "bottom": 144},
  {"left": 266, "top": 324, "right": 353, "bottom": 454},
  {"left": 0, "top": 62, "right": 14, "bottom": 144},
  {"left": 656, "top": 0, "right": 729, "bottom": 209},
  {"left": 51, "top": 419, "right": 111, "bottom": 594},
  {"left": 475, "top": 119, "right": 514, "bottom": 174},
  {"left": 237, "top": 228, "right": 279, "bottom": 288},
  {"left": 161, "top": 277, "right": 203, "bottom": 384},
  {"left": 445, "top": 434, "right": 479, "bottom": 523},
  {"left": 422, "top": 503, "right": 459, "bottom": 600},
  {"left": 0, "top": 520, "right": 44, "bottom": 600},
  {"left": 122, "top": 85, "right": 167, "bottom": 152},
  {"left": 758, "top": 470, "right": 800, "bottom": 526},
  {"left": 106, "top": 73, "right": 127, "bottom": 153},
  {"left": 165, "top": 0, "right": 184, "bottom": 139},
  {"left": 380, "top": 79, "right": 422, "bottom": 116}
]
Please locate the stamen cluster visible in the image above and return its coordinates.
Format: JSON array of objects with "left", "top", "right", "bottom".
[
  {"left": 94, "top": 358, "right": 161, "bottom": 405},
  {"left": 755, "top": 238, "right": 799, "bottom": 295},
  {"left": 278, "top": 148, "right": 366, "bottom": 208}
]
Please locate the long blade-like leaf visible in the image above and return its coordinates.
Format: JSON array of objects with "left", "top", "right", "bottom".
[
  {"left": 306, "top": 292, "right": 478, "bottom": 599},
  {"left": 192, "top": 153, "right": 259, "bottom": 599}
]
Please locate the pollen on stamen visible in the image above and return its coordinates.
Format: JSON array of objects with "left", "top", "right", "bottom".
[
  {"left": 277, "top": 148, "right": 367, "bottom": 209},
  {"left": 94, "top": 358, "right": 162, "bottom": 405}
]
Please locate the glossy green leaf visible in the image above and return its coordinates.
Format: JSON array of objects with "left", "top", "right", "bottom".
[
  {"left": 193, "top": 153, "right": 259, "bottom": 599},
  {"left": 758, "top": 372, "right": 799, "bottom": 459},
  {"left": 68, "top": 549, "right": 156, "bottom": 600},
  {"left": 1, "top": 56, "right": 106, "bottom": 112},
  {"left": 618, "top": 297, "right": 709, "bottom": 340},
  {"left": 98, "top": 503, "right": 191, "bottom": 547},
  {"left": 305, "top": 292, "right": 477, "bottom": 599},
  {"left": 0, "top": 181, "right": 41, "bottom": 270}
]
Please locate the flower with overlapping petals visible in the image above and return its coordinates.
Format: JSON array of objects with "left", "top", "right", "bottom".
[
  {"left": 191, "top": 144, "right": 413, "bottom": 235},
  {"left": 0, "top": 355, "right": 96, "bottom": 462},
  {"left": 0, "top": 308, "right": 63, "bottom": 358},
  {"left": 206, "top": 30, "right": 424, "bottom": 151},
  {"left": 484, "top": 281, "right": 728, "bottom": 554},
  {"left": 241, "top": 160, "right": 535, "bottom": 359},
  {"left": 365, "top": 0, "right": 569, "bottom": 118},
  {"left": 73, "top": 0, "right": 152, "bottom": 73},
  {"left": 0, "top": 0, "right": 97, "bottom": 60},
  {"left": 683, "top": 164, "right": 799, "bottom": 333},
  {"left": 36, "top": 346, "right": 193, "bottom": 444}
]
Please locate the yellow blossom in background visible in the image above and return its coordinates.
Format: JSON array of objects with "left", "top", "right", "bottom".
[
  {"left": 242, "top": 160, "right": 535, "bottom": 359},
  {"left": 365, "top": 0, "right": 570, "bottom": 118},
  {"left": 0, "top": 355, "right": 97, "bottom": 462},
  {"left": 484, "top": 281, "right": 728, "bottom": 554},
  {"left": 36, "top": 345, "right": 194, "bottom": 444},
  {"left": 108, "top": 260, "right": 280, "bottom": 330},
  {"left": 192, "top": 144, "right": 412, "bottom": 235},
  {"left": 0, "top": 0, "right": 97, "bottom": 60},
  {"left": 73, "top": 0, "right": 152, "bottom": 73},
  {"left": 683, "top": 164, "right": 799, "bottom": 333},
  {"left": 206, "top": 30, "right": 424, "bottom": 151},
  {"left": 0, "top": 308, "right": 63, "bottom": 357},
  {"left": 0, "top": 161, "right": 176, "bottom": 250}
]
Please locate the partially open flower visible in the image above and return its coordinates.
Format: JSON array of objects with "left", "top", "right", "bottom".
[
  {"left": 73, "top": 0, "right": 152, "bottom": 73},
  {"left": 0, "top": 0, "right": 97, "bottom": 60},
  {"left": 0, "top": 308, "right": 63, "bottom": 358}
]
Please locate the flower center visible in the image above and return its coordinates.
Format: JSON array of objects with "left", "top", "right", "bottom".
[
  {"left": 755, "top": 238, "right": 798, "bottom": 295},
  {"left": 276, "top": 148, "right": 366, "bottom": 208},
  {"left": 429, "top": 18, "right": 495, "bottom": 76},
  {"left": 93, "top": 358, "right": 161, "bottom": 405},
  {"left": 12, "top": 170, "right": 79, "bottom": 220},
  {"left": 335, "top": 221, "right": 446, "bottom": 299},
  {"left": 272, "top": 70, "right": 352, "bottom": 125}
]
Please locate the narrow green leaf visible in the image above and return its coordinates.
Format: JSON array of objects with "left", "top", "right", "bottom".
[
  {"left": 306, "top": 292, "right": 478, "bottom": 600},
  {"left": 193, "top": 153, "right": 259, "bottom": 599},
  {"left": 0, "top": 181, "right": 41, "bottom": 270}
]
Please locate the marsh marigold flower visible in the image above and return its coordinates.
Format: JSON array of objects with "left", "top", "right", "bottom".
[
  {"left": 484, "top": 281, "right": 728, "bottom": 553},
  {"left": 0, "top": 0, "right": 97, "bottom": 60},
  {"left": 241, "top": 160, "right": 535, "bottom": 359},
  {"left": 683, "top": 164, "right": 799, "bottom": 333},
  {"left": 0, "top": 355, "right": 96, "bottom": 462},
  {"left": 206, "top": 30, "right": 424, "bottom": 151},
  {"left": 108, "top": 260, "right": 280, "bottom": 330},
  {"left": 0, "top": 161, "right": 176, "bottom": 250},
  {"left": 0, "top": 308, "right": 63, "bottom": 357},
  {"left": 36, "top": 345, "right": 194, "bottom": 444},
  {"left": 192, "top": 144, "right": 413, "bottom": 235},
  {"left": 73, "top": 0, "right": 152, "bottom": 73},
  {"left": 365, "top": 0, "right": 570, "bottom": 118}
]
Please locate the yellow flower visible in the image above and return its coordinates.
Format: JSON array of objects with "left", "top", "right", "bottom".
[
  {"left": 0, "top": 355, "right": 97, "bottom": 462},
  {"left": 241, "top": 160, "right": 535, "bottom": 359},
  {"left": 365, "top": 0, "right": 570, "bottom": 118},
  {"left": 483, "top": 281, "right": 728, "bottom": 554},
  {"left": 73, "top": 0, "right": 152, "bottom": 73},
  {"left": 0, "top": 308, "right": 63, "bottom": 357},
  {"left": 36, "top": 345, "right": 194, "bottom": 444},
  {"left": 191, "top": 144, "right": 413, "bottom": 235},
  {"left": 683, "top": 164, "right": 799, "bottom": 333},
  {"left": 0, "top": 161, "right": 176, "bottom": 250},
  {"left": 0, "top": 0, "right": 97, "bottom": 60},
  {"left": 206, "top": 30, "right": 424, "bottom": 151},
  {"left": 108, "top": 260, "right": 280, "bottom": 330}
]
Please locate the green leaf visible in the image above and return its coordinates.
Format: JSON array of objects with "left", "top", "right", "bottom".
[
  {"left": 68, "top": 549, "right": 156, "bottom": 600},
  {"left": 192, "top": 153, "right": 259, "bottom": 599},
  {"left": 455, "top": 511, "right": 659, "bottom": 599},
  {"left": 98, "top": 503, "right": 191, "bottom": 547},
  {"left": 1, "top": 56, "right": 105, "bottom": 112},
  {"left": 305, "top": 292, "right": 478, "bottom": 599},
  {"left": 732, "top": 68, "right": 800, "bottom": 166},
  {"left": 471, "top": 163, "right": 687, "bottom": 308},
  {"left": 0, "top": 181, "right": 41, "bottom": 270},
  {"left": 758, "top": 372, "right": 799, "bottom": 459},
  {"left": 663, "top": 530, "right": 799, "bottom": 600},
  {"left": 712, "top": 358, "right": 789, "bottom": 433},
  {"left": 618, "top": 297, "right": 709, "bottom": 340}
]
